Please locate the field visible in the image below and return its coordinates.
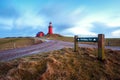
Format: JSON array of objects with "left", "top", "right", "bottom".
[
  {"left": 0, "top": 35, "right": 120, "bottom": 79},
  {"left": 0, "top": 37, "right": 42, "bottom": 51},
  {"left": 0, "top": 35, "right": 119, "bottom": 51},
  {"left": 105, "top": 38, "right": 120, "bottom": 46},
  {"left": 43, "top": 34, "right": 120, "bottom": 46},
  {"left": 0, "top": 47, "right": 120, "bottom": 80}
]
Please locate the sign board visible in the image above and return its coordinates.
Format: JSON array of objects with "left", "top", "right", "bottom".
[
  {"left": 74, "top": 34, "right": 105, "bottom": 61},
  {"left": 77, "top": 37, "right": 98, "bottom": 42}
]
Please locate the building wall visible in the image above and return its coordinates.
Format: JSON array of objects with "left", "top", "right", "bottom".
[{"left": 36, "top": 32, "right": 44, "bottom": 37}]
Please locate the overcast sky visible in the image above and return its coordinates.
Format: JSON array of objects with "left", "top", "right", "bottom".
[{"left": 0, "top": 0, "right": 120, "bottom": 38}]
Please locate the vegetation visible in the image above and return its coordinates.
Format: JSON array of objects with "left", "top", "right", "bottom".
[
  {"left": 42, "top": 34, "right": 120, "bottom": 46},
  {"left": 0, "top": 37, "right": 42, "bottom": 51},
  {"left": 105, "top": 38, "right": 120, "bottom": 46},
  {"left": 0, "top": 47, "right": 120, "bottom": 80},
  {"left": 42, "top": 34, "right": 74, "bottom": 42},
  {"left": 0, "top": 35, "right": 119, "bottom": 51},
  {"left": 0, "top": 35, "right": 119, "bottom": 79}
]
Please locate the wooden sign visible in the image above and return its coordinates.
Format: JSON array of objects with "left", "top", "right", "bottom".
[
  {"left": 74, "top": 34, "right": 105, "bottom": 61},
  {"left": 77, "top": 37, "right": 98, "bottom": 42}
]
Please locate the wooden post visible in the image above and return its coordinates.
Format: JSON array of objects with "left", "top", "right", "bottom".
[
  {"left": 98, "top": 34, "right": 105, "bottom": 61},
  {"left": 74, "top": 35, "right": 78, "bottom": 52}
]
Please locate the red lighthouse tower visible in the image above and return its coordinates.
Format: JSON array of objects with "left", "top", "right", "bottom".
[{"left": 48, "top": 22, "right": 53, "bottom": 34}]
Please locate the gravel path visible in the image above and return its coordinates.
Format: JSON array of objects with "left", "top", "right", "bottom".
[{"left": 0, "top": 40, "right": 119, "bottom": 61}]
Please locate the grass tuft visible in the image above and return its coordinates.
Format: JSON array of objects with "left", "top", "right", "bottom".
[{"left": 0, "top": 47, "right": 120, "bottom": 80}]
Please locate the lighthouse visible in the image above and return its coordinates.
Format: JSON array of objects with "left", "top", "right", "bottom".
[
  {"left": 36, "top": 22, "right": 54, "bottom": 37},
  {"left": 48, "top": 22, "right": 53, "bottom": 34}
]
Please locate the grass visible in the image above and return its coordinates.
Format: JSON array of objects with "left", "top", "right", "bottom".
[
  {"left": 42, "top": 35, "right": 120, "bottom": 46},
  {"left": 105, "top": 38, "right": 120, "bottom": 46},
  {"left": 52, "top": 36, "right": 74, "bottom": 42},
  {"left": 0, "top": 47, "right": 120, "bottom": 80},
  {"left": 0, "top": 35, "right": 119, "bottom": 51},
  {"left": 42, "top": 34, "right": 74, "bottom": 42},
  {"left": 0, "top": 35, "right": 119, "bottom": 79},
  {"left": 0, "top": 37, "right": 36, "bottom": 51}
]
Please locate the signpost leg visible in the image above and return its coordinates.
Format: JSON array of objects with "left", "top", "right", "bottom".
[
  {"left": 98, "top": 34, "right": 105, "bottom": 61},
  {"left": 74, "top": 35, "right": 78, "bottom": 52}
]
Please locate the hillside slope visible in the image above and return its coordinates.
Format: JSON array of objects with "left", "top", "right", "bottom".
[
  {"left": 43, "top": 34, "right": 120, "bottom": 46},
  {"left": 0, "top": 47, "right": 120, "bottom": 80},
  {"left": 0, "top": 37, "right": 42, "bottom": 51}
]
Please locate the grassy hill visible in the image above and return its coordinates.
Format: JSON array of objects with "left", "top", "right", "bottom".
[
  {"left": 0, "top": 47, "right": 120, "bottom": 80},
  {"left": 0, "top": 35, "right": 120, "bottom": 80},
  {"left": 105, "top": 38, "right": 120, "bottom": 46},
  {"left": 0, "top": 35, "right": 119, "bottom": 51},
  {"left": 43, "top": 34, "right": 120, "bottom": 46},
  {"left": 0, "top": 37, "right": 42, "bottom": 51}
]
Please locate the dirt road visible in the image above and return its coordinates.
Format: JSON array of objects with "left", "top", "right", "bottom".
[{"left": 0, "top": 40, "right": 120, "bottom": 61}]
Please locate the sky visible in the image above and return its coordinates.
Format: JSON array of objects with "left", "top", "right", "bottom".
[{"left": 0, "top": 0, "right": 120, "bottom": 38}]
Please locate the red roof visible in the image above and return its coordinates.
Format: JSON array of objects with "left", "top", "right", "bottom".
[{"left": 36, "top": 32, "right": 44, "bottom": 37}]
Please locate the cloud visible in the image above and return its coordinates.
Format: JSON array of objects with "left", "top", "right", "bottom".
[
  {"left": 62, "top": 26, "right": 97, "bottom": 36},
  {"left": 14, "top": 13, "right": 46, "bottom": 30},
  {"left": 0, "top": 0, "right": 47, "bottom": 31},
  {"left": 0, "top": 11, "right": 47, "bottom": 30},
  {"left": 39, "top": 5, "right": 88, "bottom": 34},
  {"left": 38, "top": 4, "right": 120, "bottom": 38},
  {"left": 106, "top": 16, "right": 120, "bottom": 27},
  {"left": 0, "top": 0, "right": 120, "bottom": 38},
  {"left": 61, "top": 19, "right": 97, "bottom": 37},
  {"left": 58, "top": 7, "right": 97, "bottom": 36},
  {"left": 111, "top": 29, "right": 120, "bottom": 37},
  {"left": 0, "top": 18, "right": 14, "bottom": 30},
  {"left": 61, "top": 9, "right": 120, "bottom": 37}
]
